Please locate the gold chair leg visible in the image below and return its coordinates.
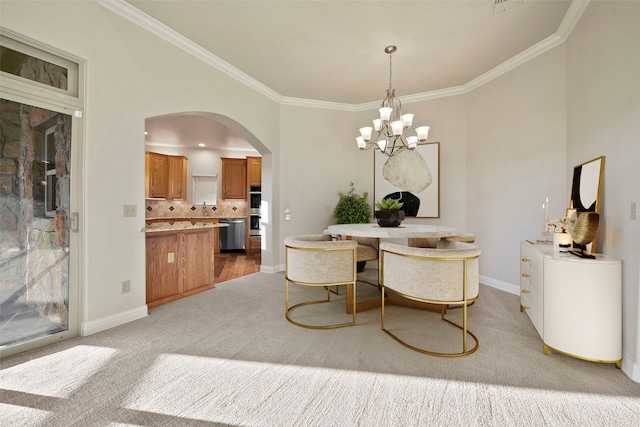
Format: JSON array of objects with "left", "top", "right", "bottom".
[
  {"left": 287, "top": 279, "right": 356, "bottom": 329},
  {"left": 381, "top": 295, "right": 478, "bottom": 357}
]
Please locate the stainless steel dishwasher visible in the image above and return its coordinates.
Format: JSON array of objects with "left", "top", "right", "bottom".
[{"left": 219, "top": 218, "right": 246, "bottom": 252}]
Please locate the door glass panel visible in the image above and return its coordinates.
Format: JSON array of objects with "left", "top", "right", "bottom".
[{"left": 0, "top": 98, "right": 71, "bottom": 348}]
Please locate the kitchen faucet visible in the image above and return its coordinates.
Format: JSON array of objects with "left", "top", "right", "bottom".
[{"left": 202, "top": 201, "right": 207, "bottom": 216}]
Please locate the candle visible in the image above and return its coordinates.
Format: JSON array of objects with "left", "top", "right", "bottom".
[{"left": 545, "top": 197, "right": 549, "bottom": 224}]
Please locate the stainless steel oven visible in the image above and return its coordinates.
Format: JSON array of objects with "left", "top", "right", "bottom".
[
  {"left": 249, "top": 186, "right": 261, "bottom": 236},
  {"left": 250, "top": 192, "right": 261, "bottom": 210},
  {"left": 249, "top": 214, "right": 261, "bottom": 236}
]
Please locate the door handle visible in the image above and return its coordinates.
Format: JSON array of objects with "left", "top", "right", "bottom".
[{"left": 71, "top": 212, "right": 79, "bottom": 232}]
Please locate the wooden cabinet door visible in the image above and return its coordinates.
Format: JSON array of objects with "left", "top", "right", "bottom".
[
  {"left": 249, "top": 236, "right": 261, "bottom": 252},
  {"left": 181, "top": 229, "right": 214, "bottom": 293},
  {"left": 222, "top": 158, "right": 247, "bottom": 199},
  {"left": 145, "top": 152, "right": 168, "bottom": 198},
  {"left": 167, "top": 155, "right": 187, "bottom": 199},
  {"left": 146, "top": 232, "right": 179, "bottom": 306},
  {"left": 247, "top": 156, "right": 262, "bottom": 187}
]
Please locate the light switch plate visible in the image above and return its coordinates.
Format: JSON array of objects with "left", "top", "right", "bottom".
[
  {"left": 123, "top": 204, "right": 137, "bottom": 217},
  {"left": 168, "top": 252, "right": 175, "bottom": 263},
  {"left": 632, "top": 202, "right": 638, "bottom": 221}
]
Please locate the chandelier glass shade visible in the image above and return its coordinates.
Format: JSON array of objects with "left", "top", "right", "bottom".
[{"left": 356, "top": 45, "right": 430, "bottom": 157}]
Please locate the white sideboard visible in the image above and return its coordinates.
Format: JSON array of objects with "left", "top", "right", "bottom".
[{"left": 519, "top": 241, "right": 622, "bottom": 367}]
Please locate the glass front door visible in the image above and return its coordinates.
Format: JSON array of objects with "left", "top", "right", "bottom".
[{"left": 0, "top": 99, "right": 75, "bottom": 349}]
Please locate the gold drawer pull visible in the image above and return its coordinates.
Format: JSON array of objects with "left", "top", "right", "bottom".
[
  {"left": 521, "top": 305, "right": 530, "bottom": 310},
  {"left": 521, "top": 273, "right": 530, "bottom": 278},
  {"left": 521, "top": 257, "right": 530, "bottom": 262},
  {"left": 521, "top": 289, "right": 530, "bottom": 294}
]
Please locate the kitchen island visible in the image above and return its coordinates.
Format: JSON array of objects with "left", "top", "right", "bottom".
[{"left": 142, "top": 221, "right": 228, "bottom": 308}]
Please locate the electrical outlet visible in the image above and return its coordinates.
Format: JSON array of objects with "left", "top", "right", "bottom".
[
  {"left": 121, "top": 280, "right": 131, "bottom": 294},
  {"left": 123, "top": 204, "right": 137, "bottom": 217},
  {"left": 168, "top": 252, "right": 175, "bottom": 263},
  {"left": 284, "top": 213, "right": 291, "bottom": 221},
  {"left": 284, "top": 206, "right": 291, "bottom": 214}
]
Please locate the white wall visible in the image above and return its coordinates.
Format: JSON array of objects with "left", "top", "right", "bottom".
[
  {"left": 1, "top": 1, "right": 281, "bottom": 331},
  {"left": 566, "top": 0, "right": 640, "bottom": 380},
  {"left": 466, "top": 45, "right": 567, "bottom": 291},
  {"left": 278, "top": 105, "right": 358, "bottom": 267}
]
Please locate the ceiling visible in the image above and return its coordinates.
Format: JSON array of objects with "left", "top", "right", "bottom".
[
  {"left": 135, "top": 0, "right": 574, "bottom": 150},
  {"left": 145, "top": 113, "right": 256, "bottom": 152}
]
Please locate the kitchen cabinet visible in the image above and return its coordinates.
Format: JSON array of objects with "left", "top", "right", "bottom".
[
  {"left": 145, "top": 231, "right": 179, "bottom": 304},
  {"left": 146, "top": 227, "right": 215, "bottom": 308},
  {"left": 145, "top": 152, "right": 188, "bottom": 200},
  {"left": 247, "top": 156, "right": 262, "bottom": 186},
  {"left": 145, "top": 152, "right": 168, "bottom": 198},
  {"left": 249, "top": 236, "right": 261, "bottom": 252},
  {"left": 167, "top": 155, "right": 187, "bottom": 199},
  {"left": 221, "top": 157, "right": 247, "bottom": 199}
]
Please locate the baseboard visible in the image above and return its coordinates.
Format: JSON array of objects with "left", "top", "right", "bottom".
[
  {"left": 260, "top": 264, "right": 285, "bottom": 273},
  {"left": 81, "top": 305, "right": 148, "bottom": 336},
  {"left": 621, "top": 350, "right": 640, "bottom": 383},
  {"left": 480, "top": 275, "right": 519, "bottom": 295}
]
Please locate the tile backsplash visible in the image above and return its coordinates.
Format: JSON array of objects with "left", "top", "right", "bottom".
[{"left": 145, "top": 199, "right": 247, "bottom": 219}]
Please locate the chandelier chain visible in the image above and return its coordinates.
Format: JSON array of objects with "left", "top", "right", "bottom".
[{"left": 388, "top": 49, "right": 393, "bottom": 91}]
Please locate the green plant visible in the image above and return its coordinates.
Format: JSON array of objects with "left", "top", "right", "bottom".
[
  {"left": 375, "top": 197, "right": 404, "bottom": 210},
  {"left": 333, "top": 182, "right": 372, "bottom": 224}
]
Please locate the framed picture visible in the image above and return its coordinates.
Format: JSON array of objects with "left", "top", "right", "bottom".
[{"left": 374, "top": 142, "right": 440, "bottom": 218}]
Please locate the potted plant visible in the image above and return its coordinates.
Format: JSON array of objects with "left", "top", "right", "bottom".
[
  {"left": 333, "top": 182, "right": 372, "bottom": 225},
  {"left": 374, "top": 197, "right": 405, "bottom": 227},
  {"left": 333, "top": 183, "right": 372, "bottom": 272}
]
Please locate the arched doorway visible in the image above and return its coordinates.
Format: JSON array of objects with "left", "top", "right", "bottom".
[{"left": 143, "top": 112, "right": 272, "bottom": 285}]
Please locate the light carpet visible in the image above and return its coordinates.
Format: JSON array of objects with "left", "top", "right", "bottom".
[{"left": 1, "top": 271, "right": 639, "bottom": 426}]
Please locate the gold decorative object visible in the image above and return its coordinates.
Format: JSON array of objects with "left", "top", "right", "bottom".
[{"left": 567, "top": 212, "right": 599, "bottom": 258}]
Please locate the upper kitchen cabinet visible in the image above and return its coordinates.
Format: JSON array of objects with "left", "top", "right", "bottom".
[
  {"left": 145, "top": 152, "right": 168, "bottom": 198},
  {"left": 145, "top": 151, "right": 188, "bottom": 200},
  {"left": 221, "top": 158, "right": 247, "bottom": 199},
  {"left": 247, "top": 156, "right": 262, "bottom": 186},
  {"left": 167, "top": 155, "right": 188, "bottom": 199}
]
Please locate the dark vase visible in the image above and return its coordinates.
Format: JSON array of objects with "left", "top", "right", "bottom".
[{"left": 375, "top": 210, "right": 405, "bottom": 227}]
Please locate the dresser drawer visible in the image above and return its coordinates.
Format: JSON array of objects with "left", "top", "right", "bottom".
[{"left": 520, "top": 242, "right": 544, "bottom": 337}]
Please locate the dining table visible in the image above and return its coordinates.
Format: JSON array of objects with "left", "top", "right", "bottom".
[{"left": 326, "top": 223, "right": 459, "bottom": 314}]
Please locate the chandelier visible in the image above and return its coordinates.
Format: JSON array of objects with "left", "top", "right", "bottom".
[{"left": 356, "top": 45, "right": 430, "bottom": 157}]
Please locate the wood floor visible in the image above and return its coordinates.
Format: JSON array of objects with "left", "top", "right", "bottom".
[{"left": 214, "top": 250, "right": 261, "bottom": 283}]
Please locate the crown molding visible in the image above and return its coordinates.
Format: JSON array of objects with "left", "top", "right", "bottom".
[
  {"left": 356, "top": 86, "right": 467, "bottom": 111},
  {"left": 464, "top": 33, "right": 565, "bottom": 93},
  {"left": 280, "top": 97, "right": 355, "bottom": 111},
  {"left": 98, "top": 0, "right": 282, "bottom": 104},
  {"left": 100, "top": 0, "right": 589, "bottom": 110},
  {"left": 557, "top": 0, "right": 591, "bottom": 41}
]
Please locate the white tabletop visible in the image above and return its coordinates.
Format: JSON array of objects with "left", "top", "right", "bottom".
[{"left": 327, "top": 223, "right": 458, "bottom": 239}]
